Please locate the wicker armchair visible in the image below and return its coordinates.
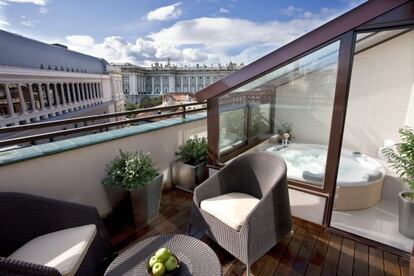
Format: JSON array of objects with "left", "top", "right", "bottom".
[
  {"left": 0, "top": 192, "right": 111, "bottom": 276},
  {"left": 189, "top": 152, "right": 292, "bottom": 275}
]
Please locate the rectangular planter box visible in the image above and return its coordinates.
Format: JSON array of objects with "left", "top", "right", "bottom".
[
  {"left": 172, "top": 160, "right": 206, "bottom": 192},
  {"left": 129, "top": 174, "right": 163, "bottom": 228}
]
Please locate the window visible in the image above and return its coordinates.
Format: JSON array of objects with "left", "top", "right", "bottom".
[
  {"left": 20, "top": 84, "right": 32, "bottom": 111},
  {"left": 8, "top": 83, "right": 22, "bottom": 114},
  {"left": 41, "top": 84, "right": 50, "bottom": 108},
  {"left": 0, "top": 84, "right": 9, "bottom": 116},
  {"left": 32, "top": 84, "right": 42, "bottom": 110},
  {"left": 48, "top": 84, "right": 57, "bottom": 106},
  {"left": 218, "top": 41, "right": 340, "bottom": 190},
  {"left": 56, "top": 84, "right": 63, "bottom": 104}
]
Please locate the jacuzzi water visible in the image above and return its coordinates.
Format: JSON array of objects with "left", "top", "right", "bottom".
[{"left": 265, "top": 143, "right": 386, "bottom": 187}]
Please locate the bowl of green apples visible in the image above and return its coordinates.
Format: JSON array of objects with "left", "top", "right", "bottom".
[{"left": 147, "top": 247, "right": 180, "bottom": 276}]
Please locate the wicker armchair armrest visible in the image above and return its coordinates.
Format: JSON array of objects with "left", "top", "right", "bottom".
[{"left": 0, "top": 257, "right": 61, "bottom": 276}]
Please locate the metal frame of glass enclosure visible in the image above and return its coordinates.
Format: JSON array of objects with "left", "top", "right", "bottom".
[{"left": 195, "top": 0, "right": 414, "bottom": 257}]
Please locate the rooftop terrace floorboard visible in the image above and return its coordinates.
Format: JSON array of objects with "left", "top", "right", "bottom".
[{"left": 107, "top": 188, "right": 410, "bottom": 276}]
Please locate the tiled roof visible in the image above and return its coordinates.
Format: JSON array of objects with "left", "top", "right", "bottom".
[{"left": 0, "top": 29, "right": 108, "bottom": 74}]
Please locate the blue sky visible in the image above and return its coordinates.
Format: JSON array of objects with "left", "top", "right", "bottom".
[{"left": 0, "top": 0, "right": 365, "bottom": 66}]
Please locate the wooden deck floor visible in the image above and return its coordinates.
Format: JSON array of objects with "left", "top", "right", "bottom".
[{"left": 108, "top": 189, "right": 410, "bottom": 276}]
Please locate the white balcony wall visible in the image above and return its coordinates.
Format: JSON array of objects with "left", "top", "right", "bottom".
[{"left": 0, "top": 119, "right": 206, "bottom": 215}]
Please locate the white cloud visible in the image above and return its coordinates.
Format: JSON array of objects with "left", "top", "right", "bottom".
[
  {"left": 38, "top": 6, "right": 48, "bottom": 13},
  {"left": 66, "top": 35, "right": 95, "bottom": 46},
  {"left": 60, "top": 35, "right": 208, "bottom": 65},
  {"left": 0, "top": 15, "right": 9, "bottom": 27},
  {"left": 147, "top": 2, "right": 182, "bottom": 21},
  {"left": 0, "top": 1, "right": 9, "bottom": 27},
  {"left": 148, "top": 15, "right": 331, "bottom": 49},
  {"left": 3, "top": 0, "right": 48, "bottom": 5},
  {"left": 281, "top": 6, "right": 304, "bottom": 16},
  {"left": 218, "top": 8, "right": 229, "bottom": 14},
  {"left": 20, "top": 16, "right": 38, "bottom": 27},
  {"left": 44, "top": 3, "right": 356, "bottom": 67}
]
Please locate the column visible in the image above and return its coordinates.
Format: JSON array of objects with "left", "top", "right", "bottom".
[
  {"left": 46, "top": 83, "right": 53, "bottom": 107},
  {"left": 180, "top": 76, "right": 183, "bottom": 92},
  {"left": 76, "top": 83, "right": 81, "bottom": 102},
  {"left": 195, "top": 76, "right": 198, "bottom": 91},
  {"left": 81, "top": 83, "right": 86, "bottom": 101},
  {"left": 203, "top": 76, "right": 206, "bottom": 87},
  {"left": 187, "top": 76, "right": 191, "bottom": 93},
  {"left": 89, "top": 83, "right": 93, "bottom": 99},
  {"left": 90, "top": 83, "right": 95, "bottom": 99},
  {"left": 37, "top": 83, "right": 45, "bottom": 110},
  {"left": 28, "top": 83, "right": 36, "bottom": 111},
  {"left": 17, "top": 83, "right": 27, "bottom": 113},
  {"left": 53, "top": 83, "right": 60, "bottom": 106},
  {"left": 151, "top": 77, "right": 155, "bottom": 94},
  {"left": 86, "top": 83, "right": 90, "bottom": 100},
  {"left": 91, "top": 83, "right": 95, "bottom": 99},
  {"left": 96, "top": 82, "right": 102, "bottom": 98},
  {"left": 5, "top": 84, "right": 15, "bottom": 116},
  {"left": 160, "top": 75, "right": 163, "bottom": 94},
  {"left": 67, "top": 83, "right": 73, "bottom": 104},
  {"left": 60, "top": 83, "right": 67, "bottom": 106},
  {"left": 84, "top": 83, "right": 89, "bottom": 100}
]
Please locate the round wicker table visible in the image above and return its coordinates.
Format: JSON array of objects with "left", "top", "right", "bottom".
[{"left": 104, "top": 234, "right": 221, "bottom": 276}]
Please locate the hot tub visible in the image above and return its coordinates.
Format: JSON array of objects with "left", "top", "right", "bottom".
[{"left": 265, "top": 143, "right": 386, "bottom": 210}]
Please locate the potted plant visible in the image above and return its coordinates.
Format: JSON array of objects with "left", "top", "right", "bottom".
[
  {"left": 383, "top": 127, "right": 414, "bottom": 238},
  {"left": 172, "top": 136, "right": 208, "bottom": 192},
  {"left": 277, "top": 123, "right": 293, "bottom": 142},
  {"left": 103, "top": 150, "right": 162, "bottom": 228}
]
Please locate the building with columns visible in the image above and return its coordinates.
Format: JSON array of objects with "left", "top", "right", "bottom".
[
  {"left": 0, "top": 30, "right": 124, "bottom": 128},
  {"left": 115, "top": 60, "right": 243, "bottom": 103}
]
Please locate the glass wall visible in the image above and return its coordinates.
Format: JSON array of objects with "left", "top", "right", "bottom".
[
  {"left": 218, "top": 41, "right": 340, "bottom": 188},
  {"left": 331, "top": 28, "right": 414, "bottom": 252}
]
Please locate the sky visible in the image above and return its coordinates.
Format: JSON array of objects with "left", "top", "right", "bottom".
[{"left": 0, "top": 0, "right": 366, "bottom": 66}]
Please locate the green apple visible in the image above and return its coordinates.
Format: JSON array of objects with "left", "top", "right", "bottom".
[
  {"left": 152, "top": 262, "right": 165, "bottom": 276},
  {"left": 149, "top": 256, "right": 158, "bottom": 268},
  {"left": 164, "top": 255, "right": 178, "bottom": 272},
  {"left": 155, "top": 247, "right": 171, "bottom": 262}
]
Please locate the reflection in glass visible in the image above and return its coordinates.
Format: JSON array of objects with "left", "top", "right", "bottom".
[{"left": 218, "top": 41, "right": 340, "bottom": 189}]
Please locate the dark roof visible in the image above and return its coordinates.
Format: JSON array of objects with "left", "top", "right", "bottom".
[
  {"left": 0, "top": 29, "right": 108, "bottom": 74},
  {"left": 196, "top": 0, "right": 411, "bottom": 101}
]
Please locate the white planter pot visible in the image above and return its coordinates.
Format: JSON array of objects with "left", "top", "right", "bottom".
[{"left": 399, "top": 191, "right": 414, "bottom": 238}]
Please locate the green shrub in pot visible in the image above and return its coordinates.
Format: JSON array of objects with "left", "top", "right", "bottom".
[
  {"left": 103, "top": 150, "right": 162, "bottom": 227},
  {"left": 103, "top": 150, "right": 158, "bottom": 189},
  {"left": 173, "top": 136, "right": 208, "bottom": 192},
  {"left": 176, "top": 136, "right": 208, "bottom": 166},
  {"left": 382, "top": 127, "right": 414, "bottom": 238}
]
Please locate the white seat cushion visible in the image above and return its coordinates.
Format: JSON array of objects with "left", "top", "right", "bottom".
[
  {"left": 8, "top": 224, "right": 97, "bottom": 276},
  {"left": 200, "top": 192, "right": 260, "bottom": 231}
]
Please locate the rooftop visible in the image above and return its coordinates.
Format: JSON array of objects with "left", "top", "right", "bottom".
[{"left": 0, "top": 29, "right": 108, "bottom": 74}]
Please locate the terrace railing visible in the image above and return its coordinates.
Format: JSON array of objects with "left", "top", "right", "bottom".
[{"left": 0, "top": 102, "right": 206, "bottom": 148}]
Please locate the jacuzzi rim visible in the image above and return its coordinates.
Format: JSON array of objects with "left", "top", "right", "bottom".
[{"left": 266, "top": 143, "right": 386, "bottom": 188}]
